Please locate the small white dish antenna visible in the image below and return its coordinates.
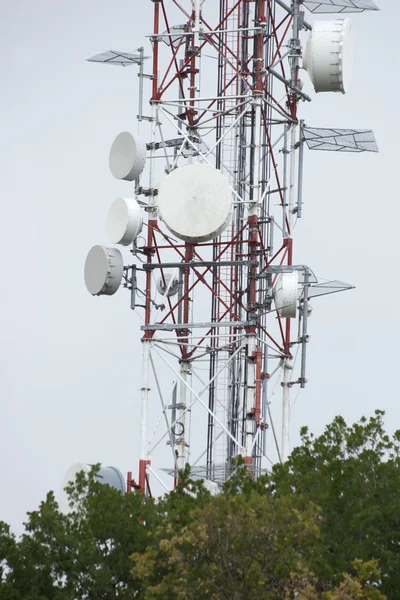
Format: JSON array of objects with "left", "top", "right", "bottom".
[
  {"left": 84, "top": 245, "right": 123, "bottom": 296},
  {"left": 202, "top": 479, "right": 220, "bottom": 496},
  {"left": 157, "top": 273, "right": 179, "bottom": 297},
  {"left": 109, "top": 132, "right": 147, "bottom": 181},
  {"left": 274, "top": 272, "right": 299, "bottom": 318},
  {"left": 303, "top": 18, "right": 353, "bottom": 94},
  {"left": 158, "top": 163, "right": 232, "bottom": 243},
  {"left": 107, "top": 197, "right": 143, "bottom": 246},
  {"left": 58, "top": 463, "right": 126, "bottom": 514}
]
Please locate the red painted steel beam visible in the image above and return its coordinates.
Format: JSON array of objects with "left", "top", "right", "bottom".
[{"left": 151, "top": 0, "right": 160, "bottom": 101}]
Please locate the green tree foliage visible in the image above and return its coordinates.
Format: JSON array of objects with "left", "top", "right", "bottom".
[
  {"left": 0, "top": 412, "right": 398, "bottom": 599},
  {"left": 0, "top": 466, "right": 158, "bottom": 599},
  {"left": 270, "top": 410, "right": 400, "bottom": 598},
  {"left": 132, "top": 465, "right": 386, "bottom": 600},
  {"left": 298, "top": 560, "right": 386, "bottom": 600},
  {"left": 132, "top": 481, "right": 319, "bottom": 599}
]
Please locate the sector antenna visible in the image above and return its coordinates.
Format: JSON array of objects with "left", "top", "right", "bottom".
[{"left": 82, "top": 0, "right": 379, "bottom": 495}]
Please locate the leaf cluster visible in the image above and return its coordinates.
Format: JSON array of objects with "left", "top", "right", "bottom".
[
  {"left": 1, "top": 412, "right": 399, "bottom": 599},
  {"left": 271, "top": 410, "right": 400, "bottom": 598},
  {"left": 0, "top": 465, "right": 157, "bottom": 599}
]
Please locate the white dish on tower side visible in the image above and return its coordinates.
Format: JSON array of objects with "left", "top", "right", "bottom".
[
  {"left": 107, "top": 197, "right": 143, "bottom": 246},
  {"left": 158, "top": 163, "right": 232, "bottom": 243},
  {"left": 109, "top": 132, "right": 147, "bottom": 181},
  {"left": 157, "top": 273, "right": 179, "bottom": 297},
  {"left": 274, "top": 271, "right": 299, "bottom": 319},
  {"left": 303, "top": 18, "right": 353, "bottom": 94},
  {"left": 84, "top": 245, "right": 123, "bottom": 296}
]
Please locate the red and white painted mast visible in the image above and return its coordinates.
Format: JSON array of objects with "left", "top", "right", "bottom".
[{"left": 84, "top": 0, "right": 380, "bottom": 494}]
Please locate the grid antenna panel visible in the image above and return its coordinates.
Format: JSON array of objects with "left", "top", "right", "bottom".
[
  {"left": 86, "top": 50, "right": 148, "bottom": 67},
  {"left": 303, "top": 127, "right": 379, "bottom": 152},
  {"left": 305, "top": 280, "right": 355, "bottom": 300},
  {"left": 303, "top": 0, "right": 379, "bottom": 13}
]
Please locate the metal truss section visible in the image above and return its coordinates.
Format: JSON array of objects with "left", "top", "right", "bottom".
[
  {"left": 84, "top": 0, "right": 378, "bottom": 495},
  {"left": 86, "top": 50, "right": 148, "bottom": 66},
  {"left": 141, "top": 322, "right": 248, "bottom": 331},
  {"left": 303, "top": 0, "right": 379, "bottom": 13},
  {"left": 146, "top": 138, "right": 197, "bottom": 151},
  {"left": 303, "top": 127, "right": 379, "bottom": 152},
  {"left": 162, "top": 463, "right": 261, "bottom": 483},
  {"left": 143, "top": 260, "right": 256, "bottom": 270}
]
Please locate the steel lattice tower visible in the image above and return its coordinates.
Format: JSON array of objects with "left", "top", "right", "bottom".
[
  {"left": 133, "top": 0, "right": 306, "bottom": 493},
  {"left": 84, "top": 0, "right": 379, "bottom": 496}
]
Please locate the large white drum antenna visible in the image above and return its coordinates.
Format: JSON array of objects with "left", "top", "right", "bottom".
[
  {"left": 274, "top": 272, "right": 299, "bottom": 319},
  {"left": 158, "top": 163, "right": 233, "bottom": 243},
  {"left": 109, "top": 132, "right": 147, "bottom": 181},
  {"left": 84, "top": 245, "right": 124, "bottom": 296},
  {"left": 303, "top": 18, "right": 353, "bottom": 93},
  {"left": 106, "top": 197, "right": 143, "bottom": 246}
]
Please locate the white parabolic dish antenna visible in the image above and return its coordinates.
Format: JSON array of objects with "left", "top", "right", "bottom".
[
  {"left": 274, "top": 272, "right": 299, "bottom": 319},
  {"left": 157, "top": 273, "right": 179, "bottom": 297},
  {"left": 303, "top": 18, "right": 353, "bottom": 94},
  {"left": 158, "top": 163, "right": 232, "bottom": 243},
  {"left": 109, "top": 132, "right": 147, "bottom": 181},
  {"left": 107, "top": 197, "right": 143, "bottom": 246},
  {"left": 84, "top": 245, "right": 123, "bottom": 296},
  {"left": 58, "top": 463, "right": 126, "bottom": 514}
]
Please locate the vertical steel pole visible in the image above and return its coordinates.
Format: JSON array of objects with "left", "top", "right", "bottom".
[
  {"left": 261, "top": 348, "right": 268, "bottom": 455},
  {"left": 177, "top": 361, "right": 190, "bottom": 471},
  {"left": 137, "top": 0, "right": 161, "bottom": 494},
  {"left": 297, "top": 119, "right": 305, "bottom": 218},
  {"left": 288, "top": 123, "right": 297, "bottom": 232},
  {"left": 244, "top": 0, "right": 266, "bottom": 465},
  {"left": 138, "top": 47, "right": 144, "bottom": 127},
  {"left": 151, "top": 1, "right": 160, "bottom": 101},
  {"left": 281, "top": 356, "right": 292, "bottom": 462},
  {"left": 193, "top": 0, "right": 201, "bottom": 49},
  {"left": 288, "top": 123, "right": 297, "bottom": 231},
  {"left": 282, "top": 124, "right": 288, "bottom": 237},
  {"left": 280, "top": 0, "right": 301, "bottom": 463},
  {"left": 139, "top": 339, "right": 151, "bottom": 493},
  {"left": 300, "top": 269, "right": 309, "bottom": 389},
  {"left": 177, "top": 243, "right": 194, "bottom": 473}
]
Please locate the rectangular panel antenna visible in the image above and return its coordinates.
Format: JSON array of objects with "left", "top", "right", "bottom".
[
  {"left": 306, "top": 281, "right": 355, "bottom": 299},
  {"left": 303, "top": 0, "right": 379, "bottom": 13},
  {"left": 303, "top": 127, "right": 379, "bottom": 152},
  {"left": 86, "top": 50, "right": 148, "bottom": 67}
]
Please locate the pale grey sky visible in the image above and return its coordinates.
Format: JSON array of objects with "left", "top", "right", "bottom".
[{"left": 0, "top": 0, "right": 397, "bottom": 532}]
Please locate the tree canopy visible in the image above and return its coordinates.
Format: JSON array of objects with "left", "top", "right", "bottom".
[
  {"left": 1, "top": 410, "right": 398, "bottom": 599},
  {"left": 271, "top": 410, "right": 400, "bottom": 598}
]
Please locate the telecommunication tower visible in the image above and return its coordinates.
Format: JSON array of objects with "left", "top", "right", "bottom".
[{"left": 82, "top": 0, "right": 379, "bottom": 496}]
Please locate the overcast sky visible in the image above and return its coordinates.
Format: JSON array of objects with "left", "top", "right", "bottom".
[{"left": 0, "top": 0, "right": 396, "bottom": 533}]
